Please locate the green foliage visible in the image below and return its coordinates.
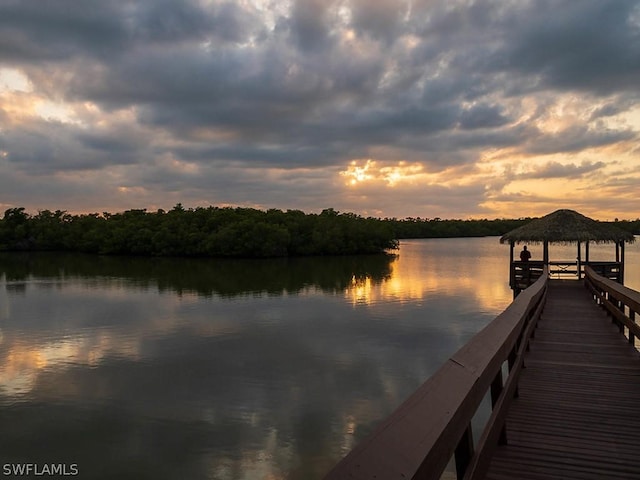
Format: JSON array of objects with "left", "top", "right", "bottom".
[
  {"left": 0, "top": 206, "right": 398, "bottom": 258},
  {"left": 613, "top": 219, "right": 640, "bottom": 235},
  {"left": 9, "top": 206, "right": 631, "bottom": 259},
  {"left": 385, "top": 217, "right": 534, "bottom": 239}
]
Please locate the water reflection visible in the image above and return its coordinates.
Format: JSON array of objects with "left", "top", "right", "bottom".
[
  {"left": 5, "top": 238, "right": 625, "bottom": 479},
  {"left": 0, "top": 252, "right": 394, "bottom": 299},
  {"left": 344, "top": 237, "right": 514, "bottom": 314}
]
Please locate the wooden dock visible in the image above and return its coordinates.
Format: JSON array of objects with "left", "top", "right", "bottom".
[
  {"left": 325, "top": 267, "right": 640, "bottom": 480},
  {"left": 485, "top": 279, "right": 640, "bottom": 479}
]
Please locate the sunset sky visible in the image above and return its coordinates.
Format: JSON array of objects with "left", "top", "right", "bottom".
[{"left": 1, "top": 0, "right": 639, "bottom": 220}]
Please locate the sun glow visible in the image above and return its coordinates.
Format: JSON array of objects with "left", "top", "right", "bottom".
[
  {"left": 0, "top": 68, "right": 32, "bottom": 93},
  {"left": 340, "top": 159, "right": 425, "bottom": 186},
  {"left": 34, "top": 100, "right": 78, "bottom": 123},
  {"left": 341, "top": 159, "right": 376, "bottom": 185}
]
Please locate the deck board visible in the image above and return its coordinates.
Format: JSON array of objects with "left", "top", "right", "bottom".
[{"left": 483, "top": 280, "right": 640, "bottom": 480}]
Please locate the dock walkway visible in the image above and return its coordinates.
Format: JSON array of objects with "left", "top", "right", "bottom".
[{"left": 485, "top": 280, "right": 640, "bottom": 479}]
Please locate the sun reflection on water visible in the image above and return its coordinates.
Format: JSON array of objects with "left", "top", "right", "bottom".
[{"left": 344, "top": 238, "right": 513, "bottom": 315}]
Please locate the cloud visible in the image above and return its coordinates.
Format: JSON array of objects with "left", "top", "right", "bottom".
[
  {"left": 133, "top": 0, "right": 261, "bottom": 45},
  {"left": 1, "top": 0, "right": 640, "bottom": 219},
  {"left": 524, "top": 125, "right": 638, "bottom": 155},
  {"left": 490, "top": 1, "right": 640, "bottom": 94},
  {"left": 0, "top": 0, "right": 129, "bottom": 62},
  {"left": 589, "top": 98, "right": 638, "bottom": 120},
  {"left": 289, "top": 0, "right": 337, "bottom": 52},
  {"left": 459, "top": 104, "right": 510, "bottom": 130},
  {"left": 350, "top": 0, "right": 407, "bottom": 44},
  {"left": 525, "top": 160, "right": 607, "bottom": 179}
]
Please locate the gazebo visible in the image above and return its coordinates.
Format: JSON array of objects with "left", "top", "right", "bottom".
[{"left": 500, "top": 209, "right": 635, "bottom": 294}]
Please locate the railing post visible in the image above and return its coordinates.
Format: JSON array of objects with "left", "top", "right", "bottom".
[
  {"left": 490, "top": 370, "right": 503, "bottom": 408},
  {"left": 490, "top": 370, "right": 508, "bottom": 445},
  {"left": 455, "top": 425, "right": 474, "bottom": 480},
  {"left": 508, "top": 348, "right": 519, "bottom": 397},
  {"left": 596, "top": 285, "right": 602, "bottom": 305},
  {"left": 605, "top": 291, "right": 625, "bottom": 333},
  {"left": 616, "top": 296, "right": 624, "bottom": 333},
  {"left": 606, "top": 292, "right": 614, "bottom": 320},
  {"left": 630, "top": 310, "right": 636, "bottom": 345}
]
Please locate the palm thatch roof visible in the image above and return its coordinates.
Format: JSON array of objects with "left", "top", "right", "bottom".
[{"left": 500, "top": 209, "right": 635, "bottom": 245}]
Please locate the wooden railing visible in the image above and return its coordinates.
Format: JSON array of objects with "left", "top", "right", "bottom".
[
  {"left": 324, "top": 268, "right": 548, "bottom": 480},
  {"left": 548, "top": 260, "right": 579, "bottom": 276},
  {"left": 585, "top": 262, "right": 622, "bottom": 283},
  {"left": 512, "top": 261, "right": 622, "bottom": 291},
  {"left": 585, "top": 266, "right": 640, "bottom": 344},
  {"left": 511, "top": 260, "right": 545, "bottom": 291}
]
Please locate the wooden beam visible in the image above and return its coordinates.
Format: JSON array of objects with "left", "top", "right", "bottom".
[
  {"left": 543, "top": 240, "right": 549, "bottom": 265},
  {"left": 621, "top": 241, "right": 625, "bottom": 284},
  {"left": 577, "top": 241, "right": 581, "bottom": 279},
  {"left": 509, "top": 240, "right": 514, "bottom": 289},
  {"left": 585, "top": 240, "right": 590, "bottom": 263}
]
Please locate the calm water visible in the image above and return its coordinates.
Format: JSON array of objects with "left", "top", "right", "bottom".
[{"left": 1, "top": 237, "right": 638, "bottom": 479}]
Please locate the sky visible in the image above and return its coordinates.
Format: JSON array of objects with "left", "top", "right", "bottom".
[{"left": 1, "top": 0, "right": 640, "bottom": 220}]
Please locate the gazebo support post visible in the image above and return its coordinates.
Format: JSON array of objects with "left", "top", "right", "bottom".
[
  {"left": 577, "top": 241, "right": 582, "bottom": 279},
  {"left": 509, "top": 240, "right": 514, "bottom": 289},
  {"left": 543, "top": 241, "right": 549, "bottom": 266},
  {"left": 620, "top": 241, "right": 625, "bottom": 284},
  {"left": 585, "top": 241, "right": 590, "bottom": 264}
]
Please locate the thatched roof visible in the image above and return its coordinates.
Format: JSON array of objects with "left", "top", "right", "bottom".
[{"left": 500, "top": 209, "right": 635, "bottom": 245}]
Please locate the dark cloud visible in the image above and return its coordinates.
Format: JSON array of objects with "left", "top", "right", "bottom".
[
  {"left": 75, "top": 128, "right": 149, "bottom": 155},
  {"left": 350, "top": 0, "right": 407, "bottom": 43},
  {"left": 526, "top": 160, "right": 607, "bottom": 179},
  {"left": 289, "top": 0, "right": 336, "bottom": 52},
  {"left": 132, "top": 0, "right": 260, "bottom": 44},
  {"left": 459, "top": 104, "right": 510, "bottom": 130},
  {"left": 524, "top": 125, "right": 637, "bottom": 155},
  {"left": 0, "top": 121, "right": 146, "bottom": 174},
  {"left": 494, "top": 1, "right": 640, "bottom": 94},
  {"left": 589, "top": 98, "right": 638, "bottom": 120},
  {"left": 0, "top": 0, "right": 128, "bottom": 61},
  {"left": 0, "top": 0, "right": 263, "bottom": 63}
]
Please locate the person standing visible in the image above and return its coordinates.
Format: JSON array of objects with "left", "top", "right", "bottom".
[{"left": 519, "top": 245, "right": 532, "bottom": 285}]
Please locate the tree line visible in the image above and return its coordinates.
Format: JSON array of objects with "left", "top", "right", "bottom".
[
  {"left": 0, "top": 206, "right": 398, "bottom": 257},
  {"left": 1, "top": 206, "right": 638, "bottom": 258},
  {"left": 385, "top": 217, "right": 532, "bottom": 239},
  {"left": 386, "top": 216, "right": 640, "bottom": 239}
]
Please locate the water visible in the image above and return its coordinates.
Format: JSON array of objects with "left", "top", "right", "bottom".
[{"left": 0, "top": 237, "right": 638, "bottom": 479}]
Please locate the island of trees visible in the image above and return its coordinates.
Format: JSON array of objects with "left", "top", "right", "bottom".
[
  {"left": 0, "top": 206, "right": 397, "bottom": 257},
  {"left": 1, "top": 205, "right": 638, "bottom": 258}
]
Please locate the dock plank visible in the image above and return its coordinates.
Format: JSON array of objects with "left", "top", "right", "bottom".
[{"left": 483, "top": 280, "right": 640, "bottom": 479}]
